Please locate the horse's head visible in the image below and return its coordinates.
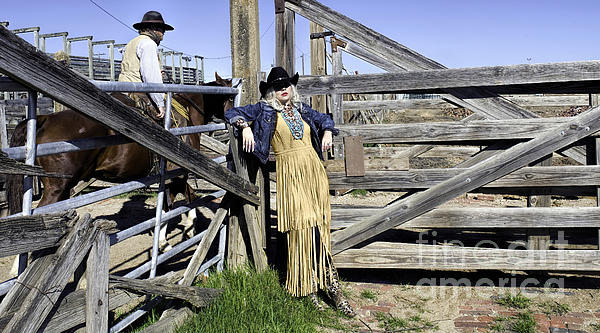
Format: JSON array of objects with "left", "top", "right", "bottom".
[{"left": 204, "top": 72, "right": 234, "bottom": 120}]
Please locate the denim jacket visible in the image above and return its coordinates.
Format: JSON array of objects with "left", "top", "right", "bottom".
[{"left": 225, "top": 101, "right": 339, "bottom": 164}]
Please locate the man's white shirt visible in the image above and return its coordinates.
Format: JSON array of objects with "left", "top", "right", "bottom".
[{"left": 137, "top": 37, "right": 164, "bottom": 108}]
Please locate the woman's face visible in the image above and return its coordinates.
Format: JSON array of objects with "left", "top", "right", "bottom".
[{"left": 275, "top": 84, "right": 292, "bottom": 105}]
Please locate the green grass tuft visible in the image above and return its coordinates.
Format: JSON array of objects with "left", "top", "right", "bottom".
[
  {"left": 488, "top": 312, "right": 537, "bottom": 333},
  {"left": 538, "top": 300, "right": 571, "bottom": 316},
  {"left": 360, "top": 289, "right": 378, "bottom": 302},
  {"left": 175, "top": 266, "right": 346, "bottom": 333},
  {"left": 374, "top": 312, "right": 437, "bottom": 332},
  {"left": 350, "top": 189, "right": 368, "bottom": 197},
  {"left": 495, "top": 292, "right": 532, "bottom": 309},
  {"left": 510, "top": 312, "right": 537, "bottom": 333}
]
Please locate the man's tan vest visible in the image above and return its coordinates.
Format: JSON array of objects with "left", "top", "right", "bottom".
[{"left": 118, "top": 35, "right": 153, "bottom": 82}]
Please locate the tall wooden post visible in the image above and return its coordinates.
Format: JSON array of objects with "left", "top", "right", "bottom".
[
  {"left": 310, "top": 23, "right": 326, "bottom": 113},
  {"left": 230, "top": 0, "right": 261, "bottom": 104},
  {"left": 275, "top": 0, "right": 295, "bottom": 75},
  {"left": 330, "top": 39, "right": 344, "bottom": 125}
]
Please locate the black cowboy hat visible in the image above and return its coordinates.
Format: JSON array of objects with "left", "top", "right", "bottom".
[
  {"left": 259, "top": 67, "right": 299, "bottom": 97},
  {"left": 133, "top": 11, "right": 174, "bottom": 31}
]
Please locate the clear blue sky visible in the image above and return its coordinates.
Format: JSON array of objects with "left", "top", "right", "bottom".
[{"left": 3, "top": 0, "right": 599, "bottom": 81}]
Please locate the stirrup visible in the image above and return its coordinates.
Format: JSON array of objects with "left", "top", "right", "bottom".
[{"left": 308, "top": 293, "right": 325, "bottom": 311}]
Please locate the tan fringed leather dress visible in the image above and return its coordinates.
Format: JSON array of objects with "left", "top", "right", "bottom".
[{"left": 271, "top": 111, "right": 335, "bottom": 297}]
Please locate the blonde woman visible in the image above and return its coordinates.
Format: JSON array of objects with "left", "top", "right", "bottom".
[{"left": 225, "top": 67, "right": 354, "bottom": 316}]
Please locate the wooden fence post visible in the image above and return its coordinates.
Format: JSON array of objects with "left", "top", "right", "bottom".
[
  {"left": 86, "top": 230, "right": 110, "bottom": 333},
  {"left": 0, "top": 103, "right": 7, "bottom": 149},
  {"left": 330, "top": 40, "right": 343, "bottom": 126},
  {"left": 227, "top": 206, "right": 247, "bottom": 268},
  {"left": 310, "top": 22, "right": 326, "bottom": 114},
  {"left": 230, "top": 0, "right": 261, "bottom": 104},
  {"left": 227, "top": 124, "right": 268, "bottom": 271},
  {"left": 275, "top": 0, "right": 295, "bottom": 74}
]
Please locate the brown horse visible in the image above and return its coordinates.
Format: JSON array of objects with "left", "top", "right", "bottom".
[{"left": 7, "top": 74, "right": 234, "bottom": 241}]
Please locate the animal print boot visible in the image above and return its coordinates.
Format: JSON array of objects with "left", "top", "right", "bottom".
[
  {"left": 326, "top": 269, "right": 356, "bottom": 317},
  {"left": 308, "top": 277, "right": 325, "bottom": 311},
  {"left": 308, "top": 292, "right": 325, "bottom": 311}
]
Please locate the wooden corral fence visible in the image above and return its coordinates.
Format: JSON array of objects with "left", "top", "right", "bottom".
[
  {"left": 276, "top": 0, "right": 600, "bottom": 272},
  {"left": 0, "top": 25, "right": 269, "bottom": 332}
]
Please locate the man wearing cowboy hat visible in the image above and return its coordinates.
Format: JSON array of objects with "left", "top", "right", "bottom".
[{"left": 118, "top": 10, "right": 174, "bottom": 119}]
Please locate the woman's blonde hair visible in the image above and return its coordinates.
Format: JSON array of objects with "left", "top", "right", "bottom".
[{"left": 261, "top": 85, "right": 302, "bottom": 111}]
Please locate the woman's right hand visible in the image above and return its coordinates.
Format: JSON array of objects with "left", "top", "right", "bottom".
[{"left": 241, "top": 127, "right": 255, "bottom": 152}]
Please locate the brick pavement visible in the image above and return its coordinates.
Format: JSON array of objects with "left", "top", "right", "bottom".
[{"left": 341, "top": 282, "right": 600, "bottom": 333}]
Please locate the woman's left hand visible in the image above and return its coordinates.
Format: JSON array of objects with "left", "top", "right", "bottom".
[{"left": 321, "top": 130, "right": 333, "bottom": 152}]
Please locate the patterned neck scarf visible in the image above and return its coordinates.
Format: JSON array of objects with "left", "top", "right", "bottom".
[
  {"left": 141, "top": 30, "right": 162, "bottom": 46},
  {"left": 281, "top": 104, "right": 303, "bottom": 140}
]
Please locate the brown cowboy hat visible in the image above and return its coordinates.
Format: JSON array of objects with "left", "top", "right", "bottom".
[
  {"left": 133, "top": 11, "right": 174, "bottom": 31},
  {"left": 259, "top": 66, "right": 299, "bottom": 97}
]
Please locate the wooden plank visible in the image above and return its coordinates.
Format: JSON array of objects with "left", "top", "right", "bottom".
[
  {"left": 0, "top": 215, "right": 107, "bottom": 333},
  {"left": 227, "top": 206, "right": 246, "bottom": 268},
  {"left": 526, "top": 155, "right": 552, "bottom": 250},
  {"left": 343, "top": 99, "right": 451, "bottom": 111},
  {"left": 333, "top": 242, "right": 600, "bottom": 271},
  {"left": 327, "top": 165, "right": 600, "bottom": 189},
  {"left": 343, "top": 136, "right": 364, "bottom": 176},
  {"left": 453, "top": 141, "right": 516, "bottom": 169},
  {"left": 0, "top": 151, "right": 60, "bottom": 176},
  {"left": 0, "top": 26, "right": 259, "bottom": 205},
  {"left": 285, "top": 5, "right": 586, "bottom": 164},
  {"left": 0, "top": 104, "right": 7, "bottom": 149},
  {"left": 297, "top": 61, "right": 600, "bottom": 96},
  {"left": 363, "top": 146, "right": 480, "bottom": 159},
  {"left": 199, "top": 133, "right": 228, "bottom": 155},
  {"left": 38, "top": 273, "right": 180, "bottom": 333},
  {"left": 108, "top": 275, "right": 222, "bottom": 308},
  {"left": 335, "top": 118, "right": 585, "bottom": 144},
  {"left": 506, "top": 94, "right": 590, "bottom": 107},
  {"left": 0, "top": 211, "right": 71, "bottom": 257},
  {"left": 331, "top": 207, "right": 600, "bottom": 229},
  {"left": 331, "top": 47, "right": 343, "bottom": 124},
  {"left": 182, "top": 203, "right": 228, "bottom": 286},
  {"left": 139, "top": 307, "right": 193, "bottom": 333},
  {"left": 342, "top": 95, "right": 591, "bottom": 111},
  {"left": 86, "top": 231, "right": 110, "bottom": 333},
  {"left": 309, "top": 22, "right": 326, "bottom": 114},
  {"left": 0, "top": 256, "right": 54, "bottom": 317},
  {"left": 227, "top": 125, "right": 268, "bottom": 271},
  {"left": 331, "top": 104, "right": 600, "bottom": 254},
  {"left": 324, "top": 157, "right": 409, "bottom": 172}
]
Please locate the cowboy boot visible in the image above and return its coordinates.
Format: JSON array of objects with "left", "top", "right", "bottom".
[
  {"left": 308, "top": 292, "right": 325, "bottom": 311},
  {"left": 308, "top": 277, "right": 325, "bottom": 311},
  {"left": 326, "top": 269, "right": 356, "bottom": 317}
]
